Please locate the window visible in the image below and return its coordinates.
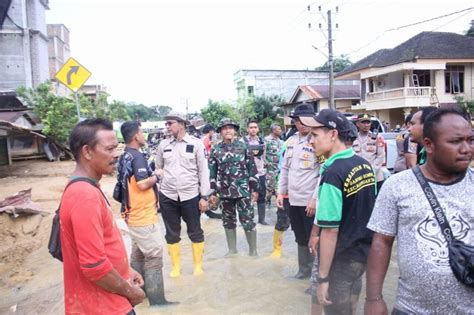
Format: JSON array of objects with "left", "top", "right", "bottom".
[
  {"left": 445, "top": 66, "right": 464, "bottom": 94},
  {"left": 247, "top": 86, "right": 254, "bottom": 96},
  {"left": 413, "top": 70, "right": 430, "bottom": 86},
  {"left": 313, "top": 101, "right": 319, "bottom": 112},
  {"left": 368, "top": 79, "right": 374, "bottom": 93}
]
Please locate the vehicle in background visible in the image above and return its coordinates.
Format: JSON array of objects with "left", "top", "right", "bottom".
[
  {"left": 378, "top": 132, "right": 398, "bottom": 171},
  {"left": 343, "top": 113, "right": 386, "bottom": 133}
]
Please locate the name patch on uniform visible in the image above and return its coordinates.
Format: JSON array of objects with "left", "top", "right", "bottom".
[
  {"left": 235, "top": 147, "right": 245, "bottom": 155},
  {"left": 302, "top": 146, "right": 313, "bottom": 153},
  {"left": 186, "top": 144, "right": 194, "bottom": 153},
  {"left": 164, "top": 149, "right": 172, "bottom": 152}
]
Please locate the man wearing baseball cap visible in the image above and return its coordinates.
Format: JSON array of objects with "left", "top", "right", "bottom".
[
  {"left": 276, "top": 103, "right": 321, "bottom": 280},
  {"left": 301, "top": 109, "right": 377, "bottom": 315}
]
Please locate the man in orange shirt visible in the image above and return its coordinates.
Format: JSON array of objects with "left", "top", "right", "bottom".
[
  {"left": 61, "top": 118, "right": 145, "bottom": 315},
  {"left": 119, "top": 121, "right": 176, "bottom": 306}
]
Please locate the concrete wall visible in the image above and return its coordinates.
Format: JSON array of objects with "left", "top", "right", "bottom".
[
  {"left": 234, "top": 70, "right": 358, "bottom": 101},
  {"left": 434, "top": 63, "right": 474, "bottom": 103},
  {"left": 0, "top": 0, "right": 49, "bottom": 90},
  {"left": 47, "top": 24, "right": 71, "bottom": 96},
  {"left": 375, "top": 71, "right": 404, "bottom": 91}
]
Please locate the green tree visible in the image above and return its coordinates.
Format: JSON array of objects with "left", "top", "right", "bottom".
[
  {"left": 455, "top": 96, "right": 474, "bottom": 121},
  {"left": 126, "top": 103, "right": 159, "bottom": 121},
  {"left": 200, "top": 99, "right": 239, "bottom": 127},
  {"left": 153, "top": 105, "right": 172, "bottom": 119},
  {"left": 91, "top": 91, "right": 110, "bottom": 119},
  {"left": 316, "top": 54, "right": 353, "bottom": 72},
  {"left": 238, "top": 95, "right": 284, "bottom": 134},
  {"left": 108, "top": 100, "right": 130, "bottom": 121},
  {"left": 466, "top": 23, "right": 474, "bottom": 37}
]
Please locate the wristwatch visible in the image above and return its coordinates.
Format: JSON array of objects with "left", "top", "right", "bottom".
[
  {"left": 201, "top": 195, "right": 209, "bottom": 201},
  {"left": 316, "top": 275, "right": 330, "bottom": 283},
  {"left": 155, "top": 174, "right": 161, "bottom": 182}
]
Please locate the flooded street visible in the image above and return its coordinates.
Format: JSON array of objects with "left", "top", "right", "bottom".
[{"left": 0, "top": 160, "right": 399, "bottom": 315}]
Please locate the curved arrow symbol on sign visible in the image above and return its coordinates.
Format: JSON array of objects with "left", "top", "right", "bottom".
[{"left": 67, "top": 66, "right": 79, "bottom": 85}]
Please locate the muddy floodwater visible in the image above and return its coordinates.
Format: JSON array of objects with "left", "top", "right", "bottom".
[{"left": 0, "top": 161, "right": 399, "bottom": 314}]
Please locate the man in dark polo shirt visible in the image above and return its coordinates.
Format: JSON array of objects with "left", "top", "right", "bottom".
[{"left": 301, "top": 110, "right": 377, "bottom": 315}]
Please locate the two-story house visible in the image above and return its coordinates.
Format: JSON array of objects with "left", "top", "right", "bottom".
[{"left": 336, "top": 32, "right": 474, "bottom": 128}]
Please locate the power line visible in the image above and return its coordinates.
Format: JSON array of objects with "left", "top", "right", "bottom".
[
  {"left": 345, "top": 6, "right": 474, "bottom": 58},
  {"left": 431, "top": 9, "right": 474, "bottom": 32},
  {"left": 386, "top": 6, "right": 474, "bottom": 31}
]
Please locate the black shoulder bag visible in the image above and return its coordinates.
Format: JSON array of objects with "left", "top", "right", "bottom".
[
  {"left": 113, "top": 151, "right": 133, "bottom": 204},
  {"left": 48, "top": 177, "right": 109, "bottom": 262},
  {"left": 412, "top": 166, "right": 474, "bottom": 288},
  {"left": 113, "top": 153, "right": 125, "bottom": 202}
]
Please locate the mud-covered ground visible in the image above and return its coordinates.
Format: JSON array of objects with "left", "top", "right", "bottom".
[{"left": 0, "top": 160, "right": 399, "bottom": 314}]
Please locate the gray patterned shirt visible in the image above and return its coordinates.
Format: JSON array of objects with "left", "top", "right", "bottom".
[{"left": 368, "top": 168, "right": 474, "bottom": 314}]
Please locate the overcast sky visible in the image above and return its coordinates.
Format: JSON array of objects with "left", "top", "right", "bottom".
[{"left": 46, "top": 0, "right": 473, "bottom": 112}]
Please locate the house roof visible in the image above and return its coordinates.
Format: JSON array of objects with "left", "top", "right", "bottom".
[
  {"left": 337, "top": 32, "right": 474, "bottom": 77},
  {"left": 0, "top": 120, "right": 46, "bottom": 138},
  {"left": 0, "top": 111, "right": 41, "bottom": 131},
  {"left": 0, "top": 91, "right": 28, "bottom": 111},
  {"left": 288, "top": 85, "right": 360, "bottom": 104}
]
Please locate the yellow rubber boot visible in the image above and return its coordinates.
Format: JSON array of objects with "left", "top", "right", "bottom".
[
  {"left": 271, "top": 230, "right": 284, "bottom": 258},
  {"left": 192, "top": 242, "right": 204, "bottom": 276},
  {"left": 167, "top": 243, "right": 181, "bottom": 278}
]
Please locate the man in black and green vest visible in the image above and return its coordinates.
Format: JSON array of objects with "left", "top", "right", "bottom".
[{"left": 302, "top": 109, "right": 377, "bottom": 315}]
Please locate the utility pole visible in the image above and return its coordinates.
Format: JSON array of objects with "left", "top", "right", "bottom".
[
  {"left": 186, "top": 99, "right": 189, "bottom": 120},
  {"left": 328, "top": 10, "right": 335, "bottom": 110},
  {"left": 310, "top": 5, "right": 338, "bottom": 110}
]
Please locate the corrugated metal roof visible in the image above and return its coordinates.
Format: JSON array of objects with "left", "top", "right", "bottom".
[{"left": 288, "top": 85, "right": 360, "bottom": 104}]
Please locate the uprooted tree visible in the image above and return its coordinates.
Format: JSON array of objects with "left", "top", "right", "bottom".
[
  {"left": 17, "top": 82, "right": 89, "bottom": 144},
  {"left": 16, "top": 82, "right": 132, "bottom": 144}
]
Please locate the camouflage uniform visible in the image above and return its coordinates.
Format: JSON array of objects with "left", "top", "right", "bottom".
[
  {"left": 208, "top": 139, "right": 259, "bottom": 231},
  {"left": 264, "top": 135, "right": 283, "bottom": 200}
]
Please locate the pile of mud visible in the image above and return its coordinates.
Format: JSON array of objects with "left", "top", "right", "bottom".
[{"left": 0, "top": 213, "right": 46, "bottom": 286}]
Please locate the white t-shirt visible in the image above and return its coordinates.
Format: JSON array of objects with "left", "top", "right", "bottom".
[{"left": 368, "top": 168, "right": 474, "bottom": 314}]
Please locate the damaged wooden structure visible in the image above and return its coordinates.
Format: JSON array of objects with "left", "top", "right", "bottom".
[{"left": 0, "top": 91, "right": 71, "bottom": 165}]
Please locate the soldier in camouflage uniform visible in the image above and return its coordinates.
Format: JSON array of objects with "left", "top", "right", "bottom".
[
  {"left": 208, "top": 118, "right": 260, "bottom": 257},
  {"left": 264, "top": 124, "right": 283, "bottom": 203}
]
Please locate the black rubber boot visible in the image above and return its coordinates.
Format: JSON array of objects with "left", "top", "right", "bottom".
[
  {"left": 224, "top": 228, "right": 238, "bottom": 257},
  {"left": 245, "top": 230, "right": 258, "bottom": 257},
  {"left": 257, "top": 203, "right": 268, "bottom": 225},
  {"left": 205, "top": 210, "right": 222, "bottom": 219},
  {"left": 295, "top": 245, "right": 312, "bottom": 279},
  {"left": 144, "top": 269, "right": 179, "bottom": 307}
]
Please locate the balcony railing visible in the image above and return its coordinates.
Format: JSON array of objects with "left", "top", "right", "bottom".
[{"left": 366, "top": 87, "right": 435, "bottom": 102}]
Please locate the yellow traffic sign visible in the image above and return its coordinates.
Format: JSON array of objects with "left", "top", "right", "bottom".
[{"left": 55, "top": 57, "right": 92, "bottom": 92}]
